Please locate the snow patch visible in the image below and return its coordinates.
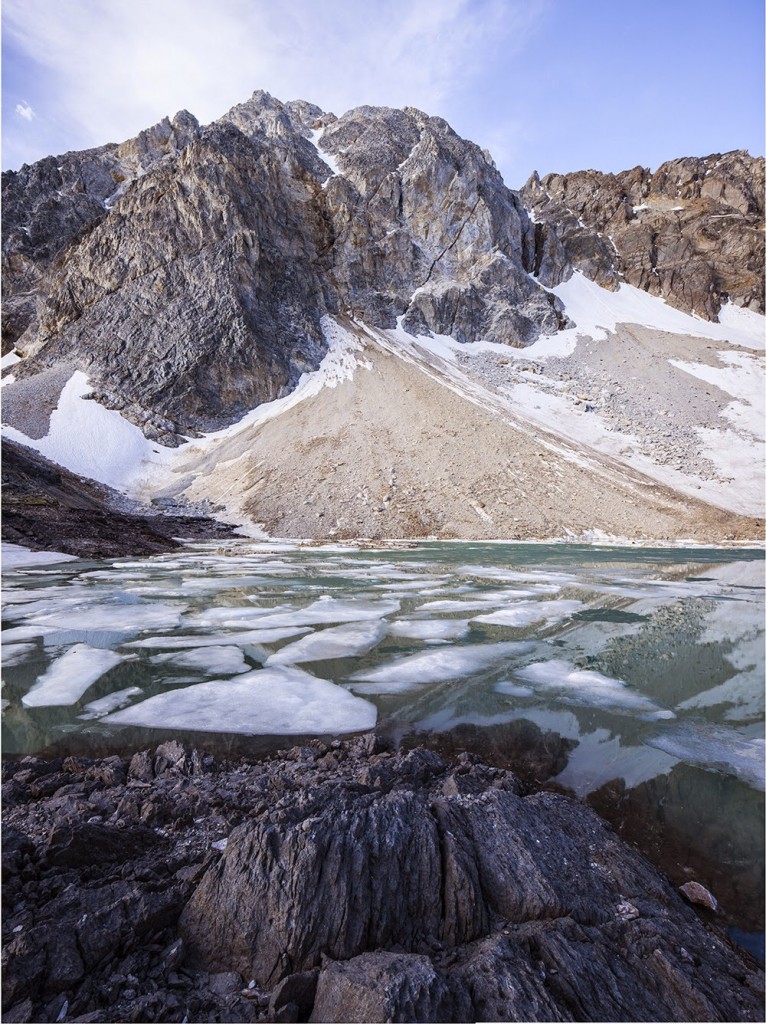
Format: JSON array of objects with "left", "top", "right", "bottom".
[
  {"left": 551, "top": 271, "right": 766, "bottom": 351},
  {"left": 2, "top": 372, "right": 164, "bottom": 492},
  {"left": 308, "top": 128, "right": 343, "bottom": 179}
]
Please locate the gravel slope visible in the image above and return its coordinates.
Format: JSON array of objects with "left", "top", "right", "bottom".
[{"left": 145, "top": 321, "right": 761, "bottom": 543}]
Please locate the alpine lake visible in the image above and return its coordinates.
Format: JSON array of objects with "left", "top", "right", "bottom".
[{"left": 2, "top": 539, "right": 763, "bottom": 959}]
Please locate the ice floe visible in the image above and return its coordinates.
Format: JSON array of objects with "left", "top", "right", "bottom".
[
  {"left": 1, "top": 642, "right": 36, "bottom": 668},
  {"left": 126, "top": 626, "right": 311, "bottom": 649},
  {"left": 473, "top": 599, "right": 583, "bottom": 627},
  {"left": 349, "top": 641, "right": 531, "bottom": 692},
  {"left": 235, "top": 596, "right": 400, "bottom": 628},
  {"left": 149, "top": 646, "right": 250, "bottom": 675},
  {"left": 266, "top": 621, "right": 387, "bottom": 666},
  {"left": 79, "top": 686, "right": 143, "bottom": 719},
  {"left": 510, "top": 659, "right": 674, "bottom": 718},
  {"left": 105, "top": 667, "right": 377, "bottom": 735},
  {"left": 386, "top": 618, "right": 471, "bottom": 642},
  {"left": 2, "top": 543, "right": 78, "bottom": 569},
  {"left": 28, "top": 602, "right": 186, "bottom": 634},
  {"left": 646, "top": 721, "right": 765, "bottom": 790},
  {"left": 22, "top": 645, "right": 122, "bottom": 707}
]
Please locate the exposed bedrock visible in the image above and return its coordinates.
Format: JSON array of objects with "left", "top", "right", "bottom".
[
  {"left": 2, "top": 736, "right": 763, "bottom": 1022},
  {"left": 520, "top": 150, "right": 765, "bottom": 318}
]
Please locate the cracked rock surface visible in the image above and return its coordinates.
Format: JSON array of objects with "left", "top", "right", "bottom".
[
  {"left": 2, "top": 735, "right": 763, "bottom": 1023},
  {"left": 520, "top": 150, "right": 764, "bottom": 318}
]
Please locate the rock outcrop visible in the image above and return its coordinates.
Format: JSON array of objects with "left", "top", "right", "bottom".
[
  {"left": 2, "top": 737, "right": 763, "bottom": 1023},
  {"left": 520, "top": 150, "right": 765, "bottom": 318},
  {"left": 1, "top": 438, "right": 236, "bottom": 558}
]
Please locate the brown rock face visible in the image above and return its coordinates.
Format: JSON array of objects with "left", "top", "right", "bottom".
[{"left": 520, "top": 150, "right": 765, "bottom": 318}]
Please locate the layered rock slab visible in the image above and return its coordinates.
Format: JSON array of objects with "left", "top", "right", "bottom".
[{"left": 2, "top": 737, "right": 763, "bottom": 1022}]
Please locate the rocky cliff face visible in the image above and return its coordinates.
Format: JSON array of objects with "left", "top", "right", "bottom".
[
  {"left": 520, "top": 150, "right": 764, "bottom": 318},
  {"left": 2, "top": 91, "right": 566, "bottom": 441}
]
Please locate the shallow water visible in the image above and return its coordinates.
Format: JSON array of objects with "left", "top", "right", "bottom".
[{"left": 2, "top": 539, "right": 764, "bottom": 935}]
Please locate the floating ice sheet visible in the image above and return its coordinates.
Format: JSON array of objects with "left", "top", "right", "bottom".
[
  {"left": 266, "top": 621, "right": 387, "bottom": 666},
  {"left": 126, "top": 626, "right": 311, "bottom": 649},
  {"left": 387, "top": 619, "right": 471, "bottom": 641},
  {"left": 105, "top": 667, "right": 377, "bottom": 735},
  {"left": 150, "top": 646, "right": 250, "bottom": 675},
  {"left": 2, "top": 642, "right": 36, "bottom": 668},
  {"left": 22, "top": 645, "right": 122, "bottom": 707},
  {"left": 1, "top": 543, "right": 78, "bottom": 569},
  {"left": 79, "top": 686, "right": 143, "bottom": 719},
  {"left": 473, "top": 600, "right": 583, "bottom": 627},
  {"left": 29, "top": 602, "right": 185, "bottom": 634},
  {"left": 511, "top": 659, "right": 674, "bottom": 718},
  {"left": 237, "top": 596, "right": 400, "bottom": 628},
  {"left": 349, "top": 641, "right": 531, "bottom": 691},
  {"left": 646, "top": 721, "right": 765, "bottom": 790}
]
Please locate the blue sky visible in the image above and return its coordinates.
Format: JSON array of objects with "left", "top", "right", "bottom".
[{"left": 3, "top": 0, "right": 764, "bottom": 187}]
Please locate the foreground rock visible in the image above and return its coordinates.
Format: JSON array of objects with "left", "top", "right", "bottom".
[{"left": 2, "top": 737, "right": 762, "bottom": 1023}]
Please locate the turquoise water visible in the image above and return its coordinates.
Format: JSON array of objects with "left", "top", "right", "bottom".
[{"left": 2, "top": 540, "right": 764, "bottom": 932}]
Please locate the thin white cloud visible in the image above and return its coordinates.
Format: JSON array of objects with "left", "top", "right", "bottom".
[
  {"left": 2, "top": 0, "right": 546, "bottom": 161},
  {"left": 14, "top": 100, "right": 35, "bottom": 121}
]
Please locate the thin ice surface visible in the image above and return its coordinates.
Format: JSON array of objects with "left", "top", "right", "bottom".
[
  {"left": 349, "top": 641, "right": 531, "bottom": 690},
  {"left": 22, "top": 645, "right": 122, "bottom": 707},
  {"left": 126, "top": 626, "right": 311, "bottom": 649},
  {"left": 266, "top": 621, "right": 387, "bottom": 666},
  {"left": 105, "top": 667, "right": 377, "bottom": 735},
  {"left": 149, "top": 646, "right": 250, "bottom": 675},
  {"left": 645, "top": 721, "right": 766, "bottom": 790},
  {"left": 239, "top": 596, "right": 400, "bottom": 628},
  {"left": 79, "top": 686, "right": 143, "bottom": 720},
  {"left": 387, "top": 619, "right": 471, "bottom": 641},
  {"left": 510, "top": 659, "right": 675, "bottom": 718},
  {"left": 473, "top": 599, "right": 583, "bottom": 627}
]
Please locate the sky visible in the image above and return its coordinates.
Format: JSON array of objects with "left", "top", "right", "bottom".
[{"left": 2, "top": 0, "right": 764, "bottom": 188}]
